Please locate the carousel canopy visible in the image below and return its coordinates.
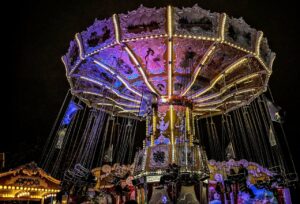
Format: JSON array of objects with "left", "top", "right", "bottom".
[{"left": 62, "top": 5, "right": 275, "bottom": 118}]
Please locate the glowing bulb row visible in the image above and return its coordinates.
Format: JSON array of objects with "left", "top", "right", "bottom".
[
  {"left": 122, "top": 34, "right": 167, "bottom": 42},
  {"left": 191, "top": 57, "right": 248, "bottom": 99},
  {"left": 0, "top": 185, "right": 59, "bottom": 192},
  {"left": 1, "top": 194, "right": 14, "bottom": 198},
  {"left": 174, "top": 33, "right": 218, "bottom": 41},
  {"left": 17, "top": 192, "right": 30, "bottom": 198},
  {"left": 84, "top": 42, "right": 117, "bottom": 57},
  {"left": 44, "top": 194, "right": 56, "bottom": 199}
]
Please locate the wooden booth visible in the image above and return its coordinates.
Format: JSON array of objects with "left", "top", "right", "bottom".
[{"left": 0, "top": 162, "right": 60, "bottom": 203}]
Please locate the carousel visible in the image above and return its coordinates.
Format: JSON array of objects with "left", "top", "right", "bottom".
[{"left": 41, "top": 5, "right": 297, "bottom": 204}]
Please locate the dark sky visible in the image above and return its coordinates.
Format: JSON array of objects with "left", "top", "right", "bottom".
[{"left": 4, "top": 0, "right": 300, "bottom": 190}]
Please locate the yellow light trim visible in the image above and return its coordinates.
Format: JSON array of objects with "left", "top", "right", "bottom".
[
  {"left": 79, "top": 76, "right": 140, "bottom": 103},
  {"left": 167, "top": 5, "right": 173, "bottom": 98},
  {"left": 255, "top": 55, "right": 272, "bottom": 73},
  {"left": 223, "top": 41, "right": 254, "bottom": 54},
  {"left": 167, "top": 5, "right": 173, "bottom": 36},
  {"left": 146, "top": 116, "right": 149, "bottom": 136},
  {"left": 220, "top": 13, "right": 227, "bottom": 42},
  {"left": 181, "top": 45, "right": 216, "bottom": 96},
  {"left": 194, "top": 72, "right": 262, "bottom": 102},
  {"left": 195, "top": 100, "right": 221, "bottom": 107},
  {"left": 255, "top": 31, "right": 263, "bottom": 56},
  {"left": 82, "top": 91, "right": 140, "bottom": 108},
  {"left": 167, "top": 40, "right": 173, "bottom": 98},
  {"left": 224, "top": 57, "right": 248, "bottom": 75},
  {"left": 218, "top": 88, "right": 256, "bottom": 107},
  {"left": 124, "top": 46, "right": 159, "bottom": 95},
  {"left": 84, "top": 42, "right": 117, "bottom": 57},
  {"left": 201, "top": 46, "right": 216, "bottom": 65},
  {"left": 93, "top": 59, "right": 143, "bottom": 97},
  {"left": 224, "top": 100, "right": 242, "bottom": 104},
  {"left": 31, "top": 195, "right": 42, "bottom": 199},
  {"left": 112, "top": 14, "right": 121, "bottom": 44},
  {"left": 195, "top": 88, "right": 256, "bottom": 107},
  {"left": 186, "top": 107, "right": 191, "bottom": 134},
  {"left": 235, "top": 88, "right": 256, "bottom": 95},
  {"left": 195, "top": 88, "right": 257, "bottom": 110},
  {"left": 191, "top": 57, "right": 248, "bottom": 99},
  {"left": 193, "top": 113, "right": 204, "bottom": 116},
  {"left": 170, "top": 105, "right": 174, "bottom": 145},
  {"left": 96, "top": 102, "right": 125, "bottom": 111},
  {"left": 2, "top": 194, "right": 15, "bottom": 198},
  {"left": 234, "top": 73, "right": 260, "bottom": 84},
  {"left": 75, "top": 33, "right": 85, "bottom": 60},
  {"left": 193, "top": 108, "right": 221, "bottom": 112},
  {"left": 152, "top": 108, "right": 156, "bottom": 146}
]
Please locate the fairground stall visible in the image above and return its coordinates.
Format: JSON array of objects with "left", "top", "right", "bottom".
[{"left": 0, "top": 162, "right": 60, "bottom": 203}]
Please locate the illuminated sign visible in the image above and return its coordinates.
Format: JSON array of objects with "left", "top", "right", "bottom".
[{"left": 146, "top": 175, "right": 161, "bottom": 183}]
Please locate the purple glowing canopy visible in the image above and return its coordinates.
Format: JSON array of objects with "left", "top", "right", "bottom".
[{"left": 62, "top": 5, "right": 275, "bottom": 119}]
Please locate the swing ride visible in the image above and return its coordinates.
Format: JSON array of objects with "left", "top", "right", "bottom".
[{"left": 41, "top": 5, "right": 297, "bottom": 204}]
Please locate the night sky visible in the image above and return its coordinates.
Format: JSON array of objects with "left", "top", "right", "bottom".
[{"left": 4, "top": 0, "right": 300, "bottom": 196}]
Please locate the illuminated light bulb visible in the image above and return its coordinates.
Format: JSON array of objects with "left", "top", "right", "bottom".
[{"left": 161, "top": 97, "right": 168, "bottom": 103}]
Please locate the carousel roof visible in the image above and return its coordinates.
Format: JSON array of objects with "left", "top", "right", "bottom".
[
  {"left": 0, "top": 162, "right": 60, "bottom": 201},
  {"left": 62, "top": 5, "right": 275, "bottom": 118}
]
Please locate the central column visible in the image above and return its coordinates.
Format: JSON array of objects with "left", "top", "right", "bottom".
[
  {"left": 134, "top": 98, "right": 209, "bottom": 204},
  {"left": 148, "top": 98, "right": 194, "bottom": 147}
]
